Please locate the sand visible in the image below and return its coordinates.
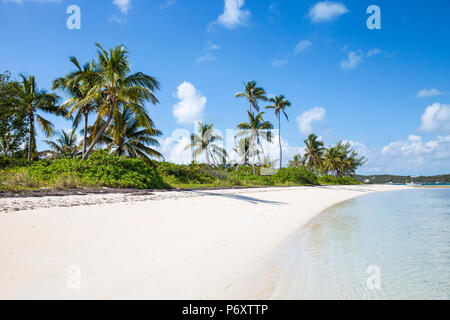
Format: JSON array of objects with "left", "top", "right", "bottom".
[{"left": 0, "top": 185, "right": 407, "bottom": 299}]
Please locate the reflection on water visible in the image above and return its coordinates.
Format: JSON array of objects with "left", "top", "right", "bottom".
[{"left": 269, "top": 189, "right": 450, "bottom": 300}]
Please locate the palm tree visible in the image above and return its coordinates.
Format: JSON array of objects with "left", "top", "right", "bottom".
[
  {"left": 289, "top": 154, "right": 303, "bottom": 168},
  {"left": 233, "top": 137, "right": 255, "bottom": 166},
  {"left": 266, "top": 95, "right": 291, "bottom": 169},
  {"left": 53, "top": 57, "right": 97, "bottom": 158},
  {"left": 322, "top": 146, "right": 340, "bottom": 175},
  {"left": 43, "top": 129, "right": 80, "bottom": 159},
  {"left": 235, "top": 81, "right": 268, "bottom": 113},
  {"left": 236, "top": 111, "right": 274, "bottom": 173},
  {"left": 302, "top": 134, "right": 325, "bottom": 172},
  {"left": 18, "top": 75, "right": 61, "bottom": 160},
  {"left": 185, "top": 122, "right": 226, "bottom": 165},
  {"left": 97, "top": 105, "right": 163, "bottom": 163},
  {"left": 72, "top": 43, "right": 160, "bottom": 159}
]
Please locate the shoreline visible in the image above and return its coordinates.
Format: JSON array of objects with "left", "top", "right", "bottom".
[{"left": 0, "top": 185, "right": 407, "bottom": 299}]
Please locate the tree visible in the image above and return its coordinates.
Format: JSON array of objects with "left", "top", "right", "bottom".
[
  {"left": 43, "top": 129, "right": 80, "bottom": 159},
  {"left": 266, "top": 95, "right": 291, "bottom": 169},
  {"left": 289, "top": 154, "right": 303, "bottom": 168},
  {"left": 72, "top": 43, "right": 160, "bottom": 159},
  {"left": 185, "top": 122, "right": 226, "bottom": 166},
  {"left": 235, "top": 81, "right": 268, "bottom": 113},
  {"left": 18, "top": 75, "right": 61, "bottom": 160},
  {"left": 53, "top": 57, "right": 97, "bottom": 158},
  {"left": 0, "top": 72, "right": 28, "bottom": 157},
  {"left": 97, "top": 105, "right": 163, "bottom": 164},
  {"left": 236, "top": 111, "right": 274, "bottom": 173},
  {"left": 302, "top": 134, "right": 325, "bottom": 172}
]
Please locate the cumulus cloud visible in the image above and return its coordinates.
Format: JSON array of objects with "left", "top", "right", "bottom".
[
  {"left": 340, "top": 50, "right": 363, "bottom": 70},
  {"left": 172, "top": 82, "right": 206, "bottom": 125},
  {"left": 382, "top": 135, "right": 450, "bottom": 160},
  {"left": 160, "top": 0, "right": 175, "bottom": 10},
  {"left": 417, "top": 88, "right": 444, "bottom": 98},
  {"left": 210, "top": 0, "right": 250, "bottom": 30},
  {"left": 297, "top": 107, "right": 326, "bottom": 135},
  {"left": 419, "top": 103, "right": 450, "bottom": 133},
  {"left": 158, "top": 129, "right": 192, "bottom": 164},
  {"left": 294, "top": 40, "right": 312, "bottom": 55},
  {"left": 367, "top": 48, "right": 381, "bottom": 57},
  {"left": 113, "top": 0, "right": 131, "bottom": 14},
  {"left": 308, "top": 1, "right": 349, "bottom": 23}
]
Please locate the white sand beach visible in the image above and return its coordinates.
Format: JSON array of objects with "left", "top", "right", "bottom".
[{"left": 0, "top": 185, "right": 406, "bottom": 300}]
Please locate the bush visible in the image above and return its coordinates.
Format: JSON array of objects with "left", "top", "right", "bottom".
[
  {"left": 272, "top": 167, "right": 318, "bottom": 185},
  {"left": 318, "top": 175, "right": 360, "bottom": 185},
  {"left": 0, "top": 156, "right": 31, "bottom": 169},
  {"left": 2, "top": 151, "right": 169, "bottom": 190}
]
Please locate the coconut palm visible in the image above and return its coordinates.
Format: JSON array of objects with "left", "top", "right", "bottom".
[
  {"left": 18, "top": 75, "right": 61, "bottom": 160},
  {"left": 72, "top": 43, "right": 160, "bottom": 159},
  {"left": 331, "top": 141, "right": 366, "bottom": 177},
  {"left": 266, "top": 95, "right": 291, "bottom": 169},
  {"left": 43, "top": 129, "right": 80, "bottom": 159},
  {"left": 97, "top": 105, "right": 163, "bottom": 163},
  {"left": 289, "top": 154, "right": 303, "bottom": 168},
  {"left": 302, "top": 134, "right": 325, "bottom": 172},
  {"left": 233, "top": 137, "right": 256, "bottom": 166},
  {"left": 322, "top": 146, "right": 341, "bottom": 175},
  {"left": 236, "top": 111, "right": 274, "bottom": 173},
  {"left": 235, "top": 81, "right": 268, "bottom": 113},
  {"left": 53, "top": 57, "right": 97, "bottom": 158},
  {"left": 185, "top": 122, "right": 226, "bottom": 165}
]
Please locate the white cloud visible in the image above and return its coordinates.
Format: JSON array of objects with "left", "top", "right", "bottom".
[
  {"left": 419, "top": 103, "right": 450, "bottom": 133},
  {"left": 340, "top": 50, "right": 363, "bottom": 70},
  {"left": 297, "top": 107, "right": 326, "bottom": 135},
  {"left": 308, "top": 1, "right": 349, "bottom": 23},
  {"left": 210, "top": 0, "right": 250, "bottom": 30},
  {"left": 367, "top": 48, "right": 381, "bottom": 57},
  {"left": 113, "top": 0, "right": 131, "bottom": 14},
  {"left": 294, "top": 40, "right": 312, "bottom": 55},
  {"left": 196, "top": 53, "right": 217, "bottom": 64},
  {"left": 382, "top": 135, "right": 450, "bottom": 159},
  {"left": 272, "top": 59, "right": 288, "bottom": 67},
  {"left": 172, "top": 82, "right": 206, "bottom": 125},
  {"left": 158, "top": 129, "right": 193, "bottom": 164},
  {"left": 160, "top": 0, "right": 175, "bottom": 10},
  {"left": 417, "top": 88, "right": 444, "bottom": 98}
]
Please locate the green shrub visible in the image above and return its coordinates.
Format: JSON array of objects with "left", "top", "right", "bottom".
[
  {"left": 0, "top": 156, "right": 31, "bottom": 169},
  {"left": 318, "top": 175, "right": 360, "bottom": 185},
  {"left": 3, "top": 151, "right": 169, "bottom": 189},
  {"left": 272, "top": 167, "right": 318, "bottom": 185}
]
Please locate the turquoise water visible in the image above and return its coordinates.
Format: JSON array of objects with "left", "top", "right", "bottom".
[{"left": 270, "top": 189, "right": 450, "bottom": 300}]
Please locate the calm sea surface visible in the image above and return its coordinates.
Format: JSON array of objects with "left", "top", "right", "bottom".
[{"left": 269, "top": 189, "right": 450, "bottom": 299}]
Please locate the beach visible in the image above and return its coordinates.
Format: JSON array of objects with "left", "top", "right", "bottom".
[{"left": 0, "top": 185, "right": 406, "bottom": 299}]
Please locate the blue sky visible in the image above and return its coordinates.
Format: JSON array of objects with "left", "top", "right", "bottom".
[{"left": 1, "top": 0, "right": 449, "bottom": 175}]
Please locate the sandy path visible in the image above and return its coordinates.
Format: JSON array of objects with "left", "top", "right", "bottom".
[{"left": 0, "top": 185, "right": 406, "bottom": 299}]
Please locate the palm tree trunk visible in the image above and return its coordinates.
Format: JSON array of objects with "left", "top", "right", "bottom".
[
  {"left": 27, "top": 112, "right": 33, "bottom": 161},
  {"left": 82, "top": 107, "right": 114, "bottom": 160},
  {"left": 236, "top": 137, "right": 255, "bottom": 172},
  {"left": 279, "top": 115, "right": 282, "bottom": 169},
  {"left": 205, "top": 148, "right": 210, "bottom": 165},
  {"left": 83, "top": 111, "right": 88, "bottom": 158}
]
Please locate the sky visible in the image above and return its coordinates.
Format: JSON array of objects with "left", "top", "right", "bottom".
[{"left": 0, "top": 0, "right": 449, "bottom": 175}]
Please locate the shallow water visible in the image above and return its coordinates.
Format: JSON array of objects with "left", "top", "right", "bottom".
[{"left": 270, "top": 189, "right": 450, "bottom": 299}]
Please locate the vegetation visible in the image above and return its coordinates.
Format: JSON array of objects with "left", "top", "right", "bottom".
[
  {"left": 0, "top": 44, "right": 367, "bottom": 192},
  {"left": 185, "top": 122, "right": 226, "bottom": 166},
  {"left": 266, "top": 95, "right": 291, "bottom": 169}
]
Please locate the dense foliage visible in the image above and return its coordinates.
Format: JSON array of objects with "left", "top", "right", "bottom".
[{"left": 0, "top": 72, "right": 28, "bottom": 157}]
